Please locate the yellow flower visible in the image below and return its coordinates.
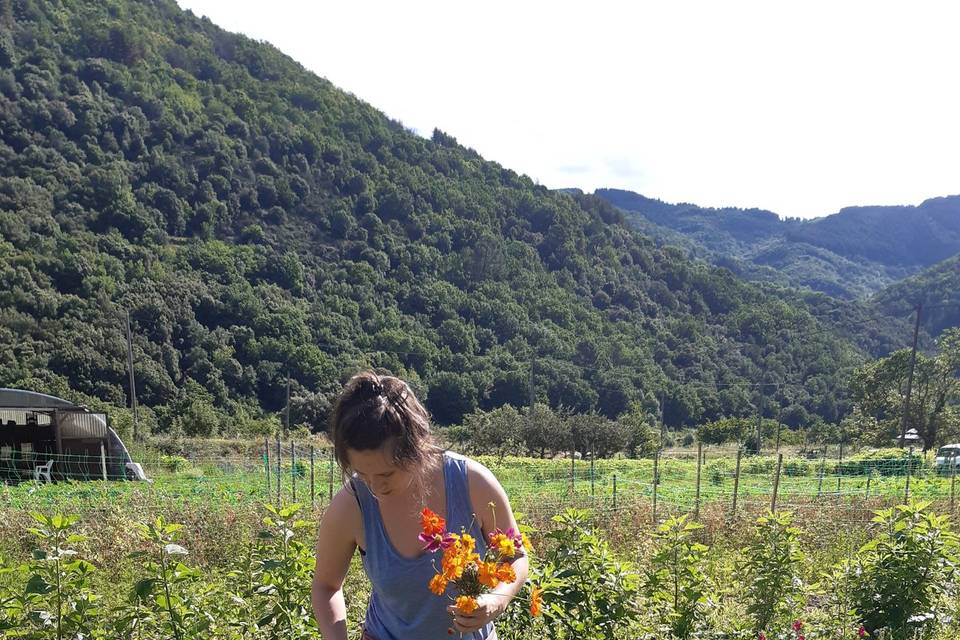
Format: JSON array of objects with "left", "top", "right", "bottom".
[
  {"left": 460, "top": 533, "right": 476, "bottom": 554},
  {"left": 456, "top": 595, "right": 479, "bottom": 614},
  {"left": 495, "top": 535, "right": 517, "bottom": 558},
  {"left": 522, "top": 532, "right": 533, "bottom": 552}
]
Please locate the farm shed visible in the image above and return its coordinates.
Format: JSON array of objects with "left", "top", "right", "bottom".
[{"left": 0, "top": 388, "right": 147, "bottom": 483}]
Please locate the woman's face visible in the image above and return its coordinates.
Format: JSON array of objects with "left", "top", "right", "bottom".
[{"left": 347, "top": 445, "right": 415, "bottom": 499}]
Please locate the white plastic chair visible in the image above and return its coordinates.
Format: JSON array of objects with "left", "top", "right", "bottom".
[{"left": 33, "top": 459, "right": 54, "bottom": 483}]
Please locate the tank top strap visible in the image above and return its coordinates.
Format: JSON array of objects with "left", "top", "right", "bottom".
[
  {"left": 442, "top": 451, "right": 479, "bottom": 533},
  {"left": 349, "top": 475, "right": 379, "bottom": 554}
]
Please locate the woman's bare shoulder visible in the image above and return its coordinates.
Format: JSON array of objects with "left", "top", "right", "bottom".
[
  {"left": 462, "top": 457, "right": 513, "bottom": 531},
  {"left": 318, "top": 481, "right": 363, "bottom": 545}
]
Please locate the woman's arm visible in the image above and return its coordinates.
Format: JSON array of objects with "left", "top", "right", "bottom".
[
  {"left": 311, "top": 486, "right": 361, "bottom": 640},
  {"left": 449, "top": 460, "right": 530, "bottom": 634}
]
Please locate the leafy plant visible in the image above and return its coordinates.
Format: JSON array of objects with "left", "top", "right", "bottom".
[
  {"left": 251, "top": 503, "right": 317, "bottom": 639},
  {"left": 742, "top": 511, "right": 805, "bottom": 634},
  {"left": 128, "top": 516, "right": 206, "bottom": 640},
  {"left": 850, "top": 500, "right": 959, "bottom": 640},
  {"left": 531, "top": 508, "right": 640, "bottom": 640},
  {"left": 19, "top": 513, "right": 100, "bottom": 640},
  {"left": 645, "top": 514, "right": 710, "bottom": 639}
]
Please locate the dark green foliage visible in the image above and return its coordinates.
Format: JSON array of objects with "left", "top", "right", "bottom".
[
  {"left": 0, "top": 0, "right": 864, "bottom": 433},
  {"left": 871, "top": 254, "right": 960, "bottom": 338}
]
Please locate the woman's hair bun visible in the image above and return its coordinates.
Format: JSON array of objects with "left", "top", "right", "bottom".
[{"left": 356, "top": 377, "right": 384, "bottom": 400}]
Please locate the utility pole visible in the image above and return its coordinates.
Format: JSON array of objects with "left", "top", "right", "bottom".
[
  {"left": 528, "top": 354, "right": 536, "bottom": 410},
  {"left": 285, "top": 371, "right": 291, "bottom": 433},
  {"left": 754, "top": 377, "right": 764, "bottom": 456},
  {"left": 899, "top": 302, "right": 923, "bottom": 447},
  {"left": 659, "top": 390, "right": 666, "bottom": 451},
  {"left": 124, "top": 310, "right": 139, "bottom": 440}
]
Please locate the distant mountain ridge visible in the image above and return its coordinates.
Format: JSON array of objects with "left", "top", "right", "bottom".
[{"left": 595, "top": 188, "right": 960, "bottom": 299}]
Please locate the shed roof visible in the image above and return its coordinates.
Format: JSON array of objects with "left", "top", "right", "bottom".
[{"left": 0, "top": 389, "right": 82, "bottom": 410}]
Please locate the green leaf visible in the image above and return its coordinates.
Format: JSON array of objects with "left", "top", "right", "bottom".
[{"left": 25, "top": 574, "right": 54, "bottom": 595}]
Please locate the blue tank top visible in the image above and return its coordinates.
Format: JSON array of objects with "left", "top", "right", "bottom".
[{"left": 353, "top": 451, "right": 495, "bottom": 640}]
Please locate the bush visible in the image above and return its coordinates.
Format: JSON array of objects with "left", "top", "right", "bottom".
[
  {"left": 850, "top": 501, "right": 959, "bottom": 639},
  {"left": 160, "top": 455, "right": 189, "bottom": 472},
  {"left": 744, "top": 457, "right": 774, "bottom": 475},
  {"left": 837, "top": 447, "right": 923, "bottom": 476},
  {"left": 783, "top": 459, "right": 811, "bottom": 477},
  {"left": 743, "top": 511, "right": 805, "bottom": 633},
  {"left": 528, "top": 509, "right": 640, "bottom": 639},
  {"left": 646, "top": 515, "right": 711, "bottom": 638},
  {"left": 706, "top": 458, "right": 731, "bottom": 485}
]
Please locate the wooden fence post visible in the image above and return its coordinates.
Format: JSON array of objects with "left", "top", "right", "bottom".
[
  {"left": 99, "top": 443, "right": 108, "bottom": 481},
  {"left": 731, "top": 447, "right": 742, "bottom": 516},
  {"left": 905, "top": 447, "right": 913, "bottom": 503},
  {"left": 865, "top": 474, "right": 871, "bottom": 498},
  {"left": 771, "top": 453, "right": 783, "bottom": 513},
  {"left": 837, "top": 439, "right": 844, "bottom": 495},
  {"left": 276, "top": 434, "right": 282, "bottom": 506},
  {"left": 590, "top": 453, "right": 595, "bottom": 499},
  {"left": 652, "top": 451, "right": 659, "bottom": 524},
  {"left": 817, "top": 449, "right": 826, "bottom": 497},
  {"left": 291, "top": 440, "right": 297, "bottom": 503},
  {"left": 310, "top": 445, "right": 316, "bottom": 509},
  {"left": 612, "top": 473, "right": 618, "bottom": 511},
  {"left": 695, "top": 442, "right": 703, "bottom": 520},
  {"left": 328, "top": 450, "right": 334, "bottom": 501},
  {"left": 951, "top": 459, "right": 957, "bottom": 515},
  {"left": 264, "top": 438, "right": 271, "bottom": 499}
]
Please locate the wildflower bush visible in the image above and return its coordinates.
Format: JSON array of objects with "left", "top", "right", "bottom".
[{"left": 2, "top": 500, "right": 960, "bottom": 639}]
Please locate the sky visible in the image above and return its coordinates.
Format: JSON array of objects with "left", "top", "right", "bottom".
[{"left": 177, "top": 1, "right": 960, "bottom": 219}]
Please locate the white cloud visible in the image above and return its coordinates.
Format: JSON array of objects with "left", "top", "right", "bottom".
[{"left": 178, "top": 0, "right": 960, "bottom": 218}]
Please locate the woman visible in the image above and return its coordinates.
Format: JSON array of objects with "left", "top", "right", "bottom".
[{"left": 311, "top": 371, "right": 528, "bottom": 640}]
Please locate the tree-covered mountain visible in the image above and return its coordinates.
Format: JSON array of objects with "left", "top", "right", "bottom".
[
  {"left": 870, "top": 255, "right": 960, "bottom": 338},
  {"left": 596, "top": 188, "right": 960, "bottom": 300},
  {"left": 0, "top": 0, "right": 875, "bottom": 435}
]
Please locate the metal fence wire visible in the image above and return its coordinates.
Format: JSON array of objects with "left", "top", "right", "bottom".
[{"left": 3, "top": 442, "right": 957, "bottom": 528}]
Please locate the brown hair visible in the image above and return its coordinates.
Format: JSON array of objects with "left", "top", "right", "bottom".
[{"left": 329, "top": 371, "right": 438, "bottom": 480}]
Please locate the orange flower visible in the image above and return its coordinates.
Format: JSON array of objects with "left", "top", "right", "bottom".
[
  {"left": 429, "top": 573, "right": 448, "bottom": 596},
  {"left": 530, "top": 586, "right": 543, "bottom": 617},
  {"left": 442, "top": 546, "right": 468, "bottom": 580},
  {"left": 421, "top": 508, "right": 446, "bottom": 537},
  {"left": 456, "top": 595, "right": 479, "bottom": 614},
  {"left": 478, "top": 561, "right": 500, "bottom": 588},
  {"left": 495, "top": 562, "right": 516, "bottom": 583}
]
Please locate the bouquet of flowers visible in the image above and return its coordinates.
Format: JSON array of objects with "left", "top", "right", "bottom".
[{"left": 418, "top": 504, "right": 541, "bottom": 620}]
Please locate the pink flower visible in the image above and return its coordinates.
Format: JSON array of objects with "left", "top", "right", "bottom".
[
  {"left": 420, "top": 532, "right": 458, "bottom": 552},
  {"left": 758, "top": 633, "right": 766, "bottom": 640},
  {"left": 858, "top": 626, "right": 866, "bottom": 638},
  {"left": 793, "top": 620, "right": 804, "bottom": 632}
]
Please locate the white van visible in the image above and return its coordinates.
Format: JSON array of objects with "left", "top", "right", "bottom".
[{"left": 935, "top": 444, "right": 960, "bottom": 472}]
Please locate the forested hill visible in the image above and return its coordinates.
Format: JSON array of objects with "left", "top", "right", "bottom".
[
  {"left": 0, "top": 0, "right": 864, "bottom": 435},
  {"left": 596, "top": 188, "right": 960, "bottom": 299},
  {"left": 870, "top": 255, "right": 960, "bottom": 338}
]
